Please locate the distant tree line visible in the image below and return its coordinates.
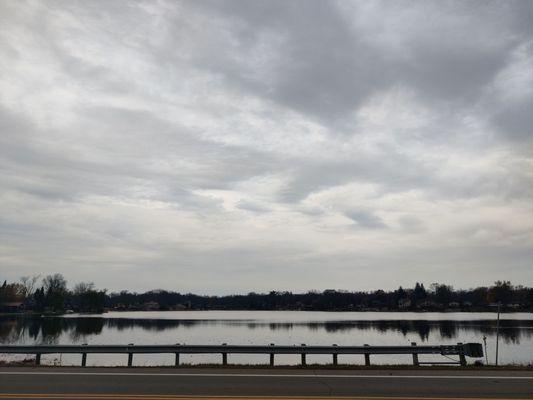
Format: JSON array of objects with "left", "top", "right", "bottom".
[
  {"left": 0, "top": 274, "right": 107, "bottom": 313},
  {"left": 1, "top": 275, "right": 532, "bottom": 313}
]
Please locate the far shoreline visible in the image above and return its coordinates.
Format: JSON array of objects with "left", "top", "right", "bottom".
[{"left": 3, "top": 309, "right": 533, "bottom": 317}]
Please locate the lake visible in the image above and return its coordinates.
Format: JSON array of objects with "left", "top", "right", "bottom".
[{"left": 1, "top": 311, "right": 532, "bottom": 366}]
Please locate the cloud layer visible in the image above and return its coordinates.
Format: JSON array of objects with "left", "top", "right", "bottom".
[{"left": 1, "top": 0, "right": 532, "bottom": 293}]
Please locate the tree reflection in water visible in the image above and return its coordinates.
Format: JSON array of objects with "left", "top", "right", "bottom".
[{"left": 0, "top": 316, "right": 532, "bottom": 345}]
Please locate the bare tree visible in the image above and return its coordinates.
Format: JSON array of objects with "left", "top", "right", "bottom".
[
  {"left": 42, "top": 273, "right": 68, "bottom": 311},
  {"left": 19, "top": 275, "right": 40, "bottom": 299},
  {"left": 42, "top": 273, "right": 67, "bottom": 294},
  {"left": 73, "top": 282, "right": 95, "bottom": 295}
]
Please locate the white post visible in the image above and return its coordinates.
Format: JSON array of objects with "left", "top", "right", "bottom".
[{"left": 495, "top": 302, "right": 501, "bottom": 366}]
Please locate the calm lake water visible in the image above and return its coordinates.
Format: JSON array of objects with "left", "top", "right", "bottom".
[{"left": 1, "top": 311, "right": 532, "bottom": 366}]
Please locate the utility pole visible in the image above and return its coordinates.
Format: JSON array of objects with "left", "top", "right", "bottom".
[{"left": 495, "top": 302, "right": 501, "bottom": 366}]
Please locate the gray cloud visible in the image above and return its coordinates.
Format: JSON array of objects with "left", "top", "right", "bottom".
[
  {"left": 398, "top": 216, "right": 426, "bottom": 234},
  {"left": 344, "top": 210, "right": 387, "bottom": 230},
  {"left": 235, "top": 200, "right": 271, "bottom": 213},
  {"left": 0, "top": 0, "right": 532, "bottom": 292},
  {"left": 493, "top": 96, "right": 533, "bottom": 142}
]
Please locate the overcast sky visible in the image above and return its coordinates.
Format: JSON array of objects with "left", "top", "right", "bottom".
[{"left": 1, "top": 0, "right": 532, "bottom": 294}]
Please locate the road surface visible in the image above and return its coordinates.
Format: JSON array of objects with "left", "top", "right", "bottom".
[{"left": 1, "top": 367, "right": 533, "bottom": 399}]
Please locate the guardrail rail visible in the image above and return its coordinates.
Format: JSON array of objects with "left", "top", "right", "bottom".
[{"left": 0, "top": 342, "right": 483, "bottom": 367}]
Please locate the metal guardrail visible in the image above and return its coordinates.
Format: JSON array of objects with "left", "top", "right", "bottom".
[{"left": 0, "top": 342, "right": 483, "bottom": 367}]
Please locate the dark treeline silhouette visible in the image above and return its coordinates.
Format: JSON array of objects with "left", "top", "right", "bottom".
[
  {"left": 108, "top": 281, "right": 533, "bottom": 312},
  {"left": 1, "top": 275, "right": 533, "bottom": 313}
]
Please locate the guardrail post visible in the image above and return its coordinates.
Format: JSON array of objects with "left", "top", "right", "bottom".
[
  {"left": 127, "top": 343, "right": 134, "bottom": 367},
  {"left": 332, "top": 344, "right": 338, "bottom": 366},
  {"left": 35, "top": 353, "right": 41, "bottom": 366},
  {"left": 458, "top": 342, "right": 467, "bottom": 367},
  {"left": 270, "top": 343, "right": 275, "bottom": 366},
  {"left": 364, "top": 344, "right": 371, "bottom": 366},
  {"left": 81, "top": 343, "right": 87, "bottom": 367},
  {"left": 174, "top": 343, "right": 180, "bottom": 366},
  {"left": 411, "top": 342, "right": 419, "bottom": 366},
  {"left": 222, "top": 343, "right": 228, "bottom": 365},
  {"left": 301, "top": 344, "right": 306, "bottom": 366}
]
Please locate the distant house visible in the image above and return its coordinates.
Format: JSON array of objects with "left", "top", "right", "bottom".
[
  {"left": 0, "top": 301, "right": 24, "bottom": 312},
  {"left": 449, "top": 302, "right": 460, "bottom": 308},
  {"left": 142, "top": 301, "right": 160, "bottom": 311},
  {"left": 419, "top": 300, "right": 437, "bottom": 309}
]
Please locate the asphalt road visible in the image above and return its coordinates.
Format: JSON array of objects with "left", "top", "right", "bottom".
[{"left": 1, "top": 367, "right": 533, "bottom": 399}]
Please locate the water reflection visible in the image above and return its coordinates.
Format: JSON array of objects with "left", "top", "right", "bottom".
[{"left": 1, "top": 315, "right": 532, "bottom": 345}]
